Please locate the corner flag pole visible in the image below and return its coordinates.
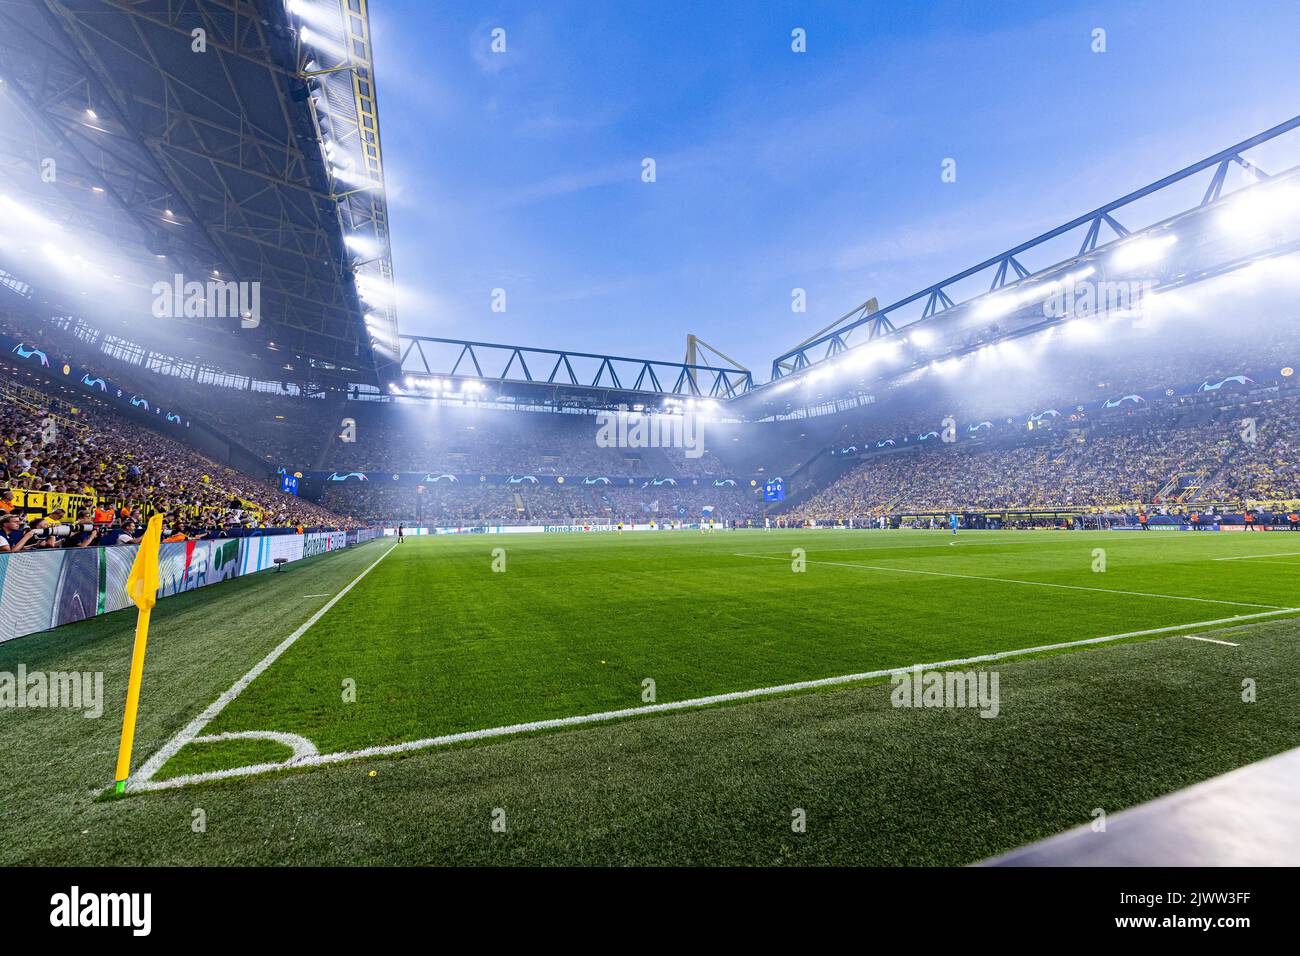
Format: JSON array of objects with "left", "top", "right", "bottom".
[
  {"left": 113, "top": 513, "right": 165, "bottom": 795},
  {"left": 113, "top": 606, "right": 152, "bottom": 794}
]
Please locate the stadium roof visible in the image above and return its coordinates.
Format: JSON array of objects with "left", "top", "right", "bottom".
[
  {"left": 392, "top": 333, "right": 754, "bottom": 412},
  {"left": 736, "top": 113, "right": 1300, "bottom": 420},
  {"left": 0, "top": 0, "right": 399, "bottom": 387}
]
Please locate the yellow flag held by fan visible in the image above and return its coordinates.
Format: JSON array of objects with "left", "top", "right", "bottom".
[{"left": 114, "top": 513, "right": 165, "bottom": 794}]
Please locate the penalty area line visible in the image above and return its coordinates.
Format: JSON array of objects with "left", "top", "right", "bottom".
[
  {"left": 120, "top": 542, "right": 399, "bottom": 794},
  {"left": 128, "top": 605, "right": 1300, "bottom": 793}
]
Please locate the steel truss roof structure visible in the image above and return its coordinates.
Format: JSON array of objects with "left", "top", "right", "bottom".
[
  {"left": 0, "top": 0, "right": 397, "bottom": 386},
  {"left": 398, "top": 335, "right": 754, "bottom": 407},
  {"left": 768, "top": 113, "right": 1300, "bottom": 384}
]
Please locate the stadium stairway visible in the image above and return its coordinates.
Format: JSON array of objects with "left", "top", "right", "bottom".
[{"left": 312, "top": 410, "right": 345, "bottom": 472}]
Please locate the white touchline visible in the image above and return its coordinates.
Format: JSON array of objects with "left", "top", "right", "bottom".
[
  {"left": 124, "top": 542, "right": 399, "bottom": 791},
  {"left": 1183, "top": 635, "right": 1240, "bottom": 646},
  {"left": 734, "top": 553, "right": 1284, "bottom": 609},
  {"left": 126, "top": 605, "right": 1300, "bottom": 793},
  {"left": 1214, "top": 551, "right": 1300, "bottom": 561}
]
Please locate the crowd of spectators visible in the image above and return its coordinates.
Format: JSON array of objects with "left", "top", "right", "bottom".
[
  {"left": 1204, "top": 413, "right": 1300, "bottom": 508},
  {"left": 321, "top": 479, "right": 763, "bottom": 526},
  {"left": 790, "top": 396, "right": 1300, "bottom": 521},
  {"left": 0, "top": 368, "right": 351, "bottom": 552}
]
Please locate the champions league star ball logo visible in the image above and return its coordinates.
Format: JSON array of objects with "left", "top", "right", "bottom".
[
  {"left": 12, "top": 343, "right": 49, "bottom": 367},
  {"left": 1199, "top": 375, "right": 1254, "bottom": 392}
]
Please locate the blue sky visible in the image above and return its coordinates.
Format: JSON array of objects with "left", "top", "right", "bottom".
[{"left": 371, "top": 0, "right": 1300, "bottom": 375}]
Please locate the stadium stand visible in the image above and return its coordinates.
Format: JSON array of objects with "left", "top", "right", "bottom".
[
  {"left": 320, "top": 478, "right": 762, "bottom": 526},
  {"left": 0, "top": 331, "right": 351, "bottom": 547},
  {"left": 314, "top": 402, "right": 733, "bottom": 477},
  {"left": 7, "top": 295, "right": 1300, "bottom": 532},
  {"left": 790, "top": 395, "right": 1300, "bottom": 522}
]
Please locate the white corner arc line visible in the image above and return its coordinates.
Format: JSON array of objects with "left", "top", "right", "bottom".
[
  {"left": 128, "top": 605, "right": 1300, "bottom": 793},
  {"left": 124, "top": 543, "right": 398, "bottom": 792},
  {"left": 1182, "top": 635, "right": 1241, "bottom": 646},
  {"left": 190, "top": 730, "right": 321, "bottom": 762},
  {"left": 734, "top": 552, "right": 1284, "bottom": 609}
]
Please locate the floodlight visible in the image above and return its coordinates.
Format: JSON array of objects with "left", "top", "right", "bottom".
[
  {"left": 345, "top": 234, "right": 380, "bottom": 257},
  {"left": 1111, "top": 233, "right": 1177, "bottom": 270},
  {"left": 300, "top": 27, "right": 348, "bottom": 60},
  {"left": 1219, "top": 182, "right": 1300, "bottom": 234}
]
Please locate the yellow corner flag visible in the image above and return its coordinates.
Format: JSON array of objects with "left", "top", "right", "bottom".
[{"left": 114, "top": 513, "right": 165, "bottom": 794}]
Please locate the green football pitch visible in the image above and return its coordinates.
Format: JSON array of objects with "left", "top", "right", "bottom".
[
  {"left": 5, "top": 528, "right": 1300, "bottom": 865},
  {"left": 146, "top": 528, "right": 1300, "bottom": 781}
]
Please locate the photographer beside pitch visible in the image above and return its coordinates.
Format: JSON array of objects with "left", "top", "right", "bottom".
[
  {"left": 0, "top": 506, "right": 305, "bottom": 552},
  {"left": 0, "top": 505, "right": 141, "bottom": 552},
  {"left": 0, "top": 513, "right": 34, "bottom": 552}
]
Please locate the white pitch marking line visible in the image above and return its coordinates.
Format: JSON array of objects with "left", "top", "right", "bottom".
[
  {"left": 1183, "top": 635, "right": 1240, "bottom": 646},
  {"left": 127, "top": 606, "right": 1300, "bottom": 793},
  {"left": 741, "top": 540, "right": 1086, "bottom": 556},
  {"left": 190, "top": 730, "right": 321, "bottom": 762},
  {"left": 734, "top": 553, "right": 1285, "bottom": 610},
  {"left": 303, "top": 594, "right": 333, "bottom": 598},
  {"left": 1214, "top": 551, "right": 1300, "bottom": 561},
  {"left": 123, "top": 542, "right": 399, "bottom": 792},
  {"left": 1211, "top": 559, "right": 1300, "bottom": 569}
]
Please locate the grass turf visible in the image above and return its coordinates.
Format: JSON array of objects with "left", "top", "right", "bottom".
[
  {"left": 2, "top": 529, "right": 1299, "bottom": 865},
  {"left": 164, "top": 529, "right": 1300, "bottom": 771}
]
